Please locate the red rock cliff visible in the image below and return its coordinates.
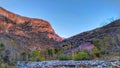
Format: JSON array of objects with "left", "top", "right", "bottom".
[{"left": 0, "top": 7, "right": 63, "bottom": 50}]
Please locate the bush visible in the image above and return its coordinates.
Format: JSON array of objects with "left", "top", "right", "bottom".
[
  {"left": 58, "top": 54, "right": 71, "bottom": 60},
  {"left": 29, "top": 50, "right": 42, "bottom": 61},
  {"left": 71, "top": 51, "right": 76, "bottom": 60},
  {"left": 74, "top": 51, "right": 91, "bottom": 60},
  {"left": 93, "top": 40, "right": 99, "bottom": 47},
  {"left": 92, "top": 46, "right": 101, "bottom": 57},
  {"left": 47, "top": 48, "right": 55, "bottom": 57}
]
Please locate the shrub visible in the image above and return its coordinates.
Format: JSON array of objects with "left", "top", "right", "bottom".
[
  {"left": 92, "top": 46, "right": 101, "bottom": 57},
  {"left": 47, "top": 48, "right": 55, "bottom": 57},
  {"left": 20, "top": 51, "right": 28, "bottom": 61},
  {"left": 93, "top": 40, "right": 100, "bottom": 47},
  {"left": 28, "top": 50, "right": 43, "bottom": 61},
  {"left": 71, "top": 51, "right": 76, "bottom": 60},
  {"left": 74, "top": 51, "right": 91, "bottom": 60},
  {"left": 58, "top": 54, "right": 71, "bottom": 60}
]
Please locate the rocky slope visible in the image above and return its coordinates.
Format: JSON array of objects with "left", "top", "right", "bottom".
[
  {"left": 0, "top": 7, "right": 63, "bottom": 61},
  {"left": 0, "top": 7, "right": 62, "bottom": 49},
  {"left": 57, "top": 19, "right": 120, "bottom": 55}
]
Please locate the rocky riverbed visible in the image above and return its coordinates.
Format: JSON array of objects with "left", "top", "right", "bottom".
[{"left": 17, "top": 58, "right": 120, "bottom": 68}]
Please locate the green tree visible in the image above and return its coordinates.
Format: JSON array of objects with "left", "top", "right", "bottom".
[
  {"left": 92, "top": 46, "right": 101, "bottom": 57},
  {"left": 71, "top": 51, "right": 76, "bottom": 60},
  {"left": 20, "top": 51, "right": 28, "bottom": 61},
  {"left": 0, "top": 43, "right": 5, "bottom": 51},
  {"left": 0, "top": 43, "right": 5, "bottom": 64},
  {"left": 47, "top": 48, "right": 55, "bottom": 57},
  {"left": 28, "top": 50, "right": 42, "bottom": 61}
]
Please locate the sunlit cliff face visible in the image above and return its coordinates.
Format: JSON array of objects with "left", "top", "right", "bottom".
[{"left": 0, "top": 7, "right": 63, "bottom": 42}]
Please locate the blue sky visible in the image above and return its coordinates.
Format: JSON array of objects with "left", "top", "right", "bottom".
[{"left": 0, "top": 0, "right": 120, "bottom": 38}]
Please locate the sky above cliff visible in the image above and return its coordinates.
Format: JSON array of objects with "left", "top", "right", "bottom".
[{"left": 0, "top": 0, "right": 120, "bottom": 38}]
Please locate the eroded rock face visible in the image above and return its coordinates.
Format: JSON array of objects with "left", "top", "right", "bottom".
[
  {"left": 0, "top": 7, "right": 63, "bottom": 51},
  {"left": 0, "top": 7, "right": 64, "bottom": 61},
  {"left": 0, "top": 7, "right": 62, "bottom": 41},
  {"left": 0, "top": 7, "right": 65, "bottom": 62}
]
